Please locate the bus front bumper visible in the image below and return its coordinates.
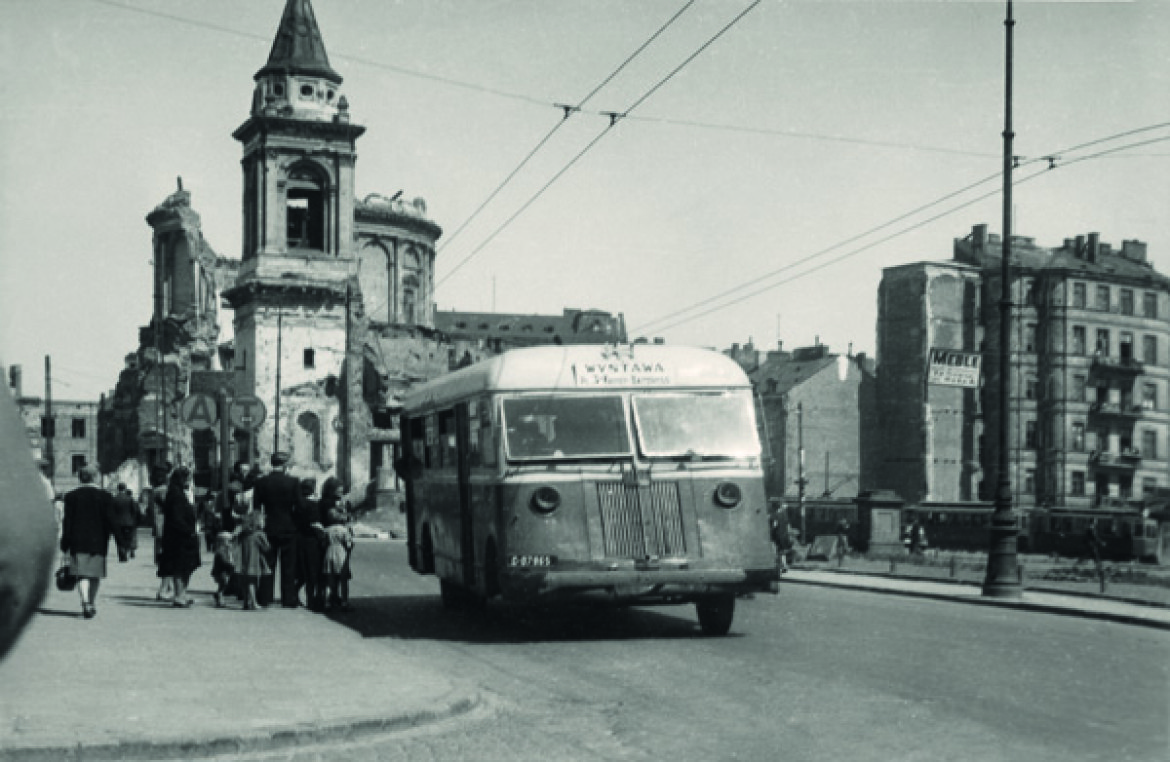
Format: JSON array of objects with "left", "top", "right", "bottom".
[{"left": 499, "top": 566, "right": 780, "bottom": 602}]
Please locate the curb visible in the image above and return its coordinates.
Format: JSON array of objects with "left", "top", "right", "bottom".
[
  {"left": 782, "top": 575, "right": 1170, "bottom": 632},
  {"left": 0, "top": 693, "right": 482, "bottom": 761},
  {"left": 792, "top": 565, "right": 1170, "bottom": 610}
]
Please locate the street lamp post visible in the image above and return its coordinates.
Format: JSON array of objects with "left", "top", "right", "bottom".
[{"left": 983, "top": 0, "right": 1022, "bottom": 598}]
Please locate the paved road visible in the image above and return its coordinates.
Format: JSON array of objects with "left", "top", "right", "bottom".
[{"left": 215, "top": 541, "right": 1168, "bottom": 762}]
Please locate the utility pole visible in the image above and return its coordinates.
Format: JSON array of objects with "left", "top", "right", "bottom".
[
  {"left": 983, "top": 0, "right": 1022, "bottom": 598},
  {"left": 273, "top": 307, "right": 283, "bottom": 453},
  {"left": 797, "top": 401, "right": 807, "bottom": 543},
  {"left": 43, "top": 356, "right": 54, "bottom": 492}
]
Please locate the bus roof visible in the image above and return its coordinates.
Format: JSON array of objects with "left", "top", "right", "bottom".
[{"left": 403, "top": 344, "right": 751, "bottom": 413}]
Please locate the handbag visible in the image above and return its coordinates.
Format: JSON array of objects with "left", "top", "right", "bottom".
[{"left": 55, "top": 559, "right": 77, "bottom": 592}]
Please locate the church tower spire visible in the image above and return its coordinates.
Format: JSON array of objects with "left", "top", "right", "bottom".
[
  {"left": 225, "top": 0, "right": 365, "bottom": 471},
  {"left": 232, "top": 0, "right": 364, "bottom": 262},
  {"left": 256, "top": 0, "right": 342, "bottom": 85}
]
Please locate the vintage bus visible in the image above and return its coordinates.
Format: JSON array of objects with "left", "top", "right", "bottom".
[{"left": 399, "top": 345, "right": 779, "bottom": 635}]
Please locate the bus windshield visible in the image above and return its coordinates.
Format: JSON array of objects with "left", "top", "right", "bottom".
[
  {"left": 632, "top": 391, "right": 760, "bottom": 458},
  {"left": 503, "top": 395, "right": 631, "bottom": 460}
]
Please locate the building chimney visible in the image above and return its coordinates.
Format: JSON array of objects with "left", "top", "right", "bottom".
[
  {"left": 1121, "top": 240, "right": 1148, "bottom": 263},
  {"left": 1075, "top": 234, "right": 1086, "bottom": 259},
  {"left": 972, "top": 224, "right": 988, "bottom": 250},
  {"left": 7, "top": 365, "right": 21, "bottom": 398},
  {"left": 1087, "top": 232, "right": 1100, "bottom": 263}
]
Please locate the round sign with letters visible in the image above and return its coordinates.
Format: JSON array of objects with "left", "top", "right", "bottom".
[
  {"left": 179, "top": 393, "right": 218, "bottom": 431},
  {"left": 229, "top": 396, "right": 267, "bottom": 430}
]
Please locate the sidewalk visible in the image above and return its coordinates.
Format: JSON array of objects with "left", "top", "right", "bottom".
[
  {"left": 0, "top": 532, "right": 479, "bottom": 761},
  {"left": 784, "top": 568, "right": 1170, "bottom": 630}
]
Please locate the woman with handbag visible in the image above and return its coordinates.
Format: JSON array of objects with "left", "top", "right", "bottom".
[
  {"left": 161, "top": 467, "right": 201, "bottom": 607},
  {"left": 59, "top": 465, "right": 117, "bottom": 619}
]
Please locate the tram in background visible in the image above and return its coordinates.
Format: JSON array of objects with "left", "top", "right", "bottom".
[
  {"left": 784, "top": 498, "right": 1165, "bottom": 564},
  {"left": 398, "top": 344, "right": 779, "bottom": 636},
  {"left": 1026, "top": 507, "right": 1163, "bottom": 563}
]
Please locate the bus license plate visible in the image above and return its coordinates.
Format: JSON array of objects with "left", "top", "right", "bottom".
[{"left": 508, "top": 554, "right": 556, "bottom": 568}]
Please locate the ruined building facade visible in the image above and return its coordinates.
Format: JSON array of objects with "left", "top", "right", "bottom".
[
  {"left": 875, "top": 224, "right": 1170, "bottom": 513},
  {"left": 98, "top": 0, "right": 629, "bottom": 504}
]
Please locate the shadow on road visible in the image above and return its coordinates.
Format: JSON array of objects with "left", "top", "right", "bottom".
[{"left": 329, "top": 594, "right": 742, "bottom": 643}]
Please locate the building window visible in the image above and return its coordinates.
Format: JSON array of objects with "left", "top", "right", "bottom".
[
  {"left": 1072, "top": 422, "right": 1085, "bottom": 451},
  {"left": 1023, "top": 280, "right": 1035, "bottom": 306},
  {"left": 1144, "top": 335, "right": 1157, "bottom": 365},
  {"left": 1072, "top": 374, "right": 1087, "bottom": 402},
  {"left": 1096, "top": 329, "right": 1110, "bottom": 356},
  {"left": 1144, "top": 292, "right": 1158, "bottom": 318},
  {"left": 70, "top": 455, "right": 86, "bottom": 474},
  {"left": 1073, "top": 282, "right": 1087, "bottom": 309},
  {"left": 1143, "top": 478, "right": 1158, "bottom": 498},
  {"left": 286, "top": 163, "right": 326, "bottom": 251},
  {"left": 1143, "top": 383, "right": 1157, "bottom": 411},
  {"left": 1097, "top": 284, "right": 1110, "bottom": 311},
  {"left": 1025, "top": 420, "right": 1037, "bottom": 449},
  {"left": 1142, "top": 430, "right": 1157, "bottom": 459},
  {"left": 303, "top": 348, "right": 315, "bottom": 369},
  {"left": 71, "top": 418, "right": 86, "bottom": 438},
  {"left": 1024, "top": 324, "right": 1036, "bottom": 352},
  {"left": 1120, "top": 289, "right": 1134, "bottom": 316},
  {"left": 1025, "top": 376, "right": 1037, "bottom": 400},
  {"left": 1072, "top": 326, "right": 1086, "bottom": 355},
  {"left": 1120, "top": 331, "right": 1134, "bottom": 361},
  {"left": 1024, "top": 469, "right": 1035, "bottom": 495},
  {"left": 294, "top": 411, "right": 322, "bottom": 466},
  {"left": 1071, "top": 471, "right": 1085, "bottom": 497},
  {"left": 402, "top": 289, "right": 416, "bottom": 324}
]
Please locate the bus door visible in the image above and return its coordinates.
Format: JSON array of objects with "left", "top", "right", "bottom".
[{"left": 456, "top": 402, "right": 475, "bottom": 588}]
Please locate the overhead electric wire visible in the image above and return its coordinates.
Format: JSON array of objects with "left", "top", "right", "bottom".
[
  {"left": 435, "top": 0, "right": 762, "bottom": 288},
  {"left": 92, "top": 0, "right": 1018, "bottom": 162},
  {"left": 631, "top": 168, "right": 1005, "bottom": 334},
  {"left": 437, "top": 0, "right": 697, "bottom": 254},
  {"left": 631, "top": 131, "right": 1170, "bottom": 336}
]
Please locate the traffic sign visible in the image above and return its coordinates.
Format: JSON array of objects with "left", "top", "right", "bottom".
[
  {"left": 180, "top": 393, "right": 218, "bottom": 431},
  {"left": 229, "top": 396, "right": 267, "bottom": 430}
]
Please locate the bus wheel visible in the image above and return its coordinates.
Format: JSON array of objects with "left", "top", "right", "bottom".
[
  {"left": 440, "top": 579, "right": 464, "bottom": 610},
  {"left": 695, "top": 594, "right": 735, "bottom": 636}
]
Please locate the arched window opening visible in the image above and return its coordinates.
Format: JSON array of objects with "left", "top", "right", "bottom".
[
  {"left": 294, "top": 411, "right": 322, "bottom": 467},
  {"left": 287, "top": 164, "right": 326, "bottom": 251},
  {"left": 358, "top": 242, "right": 391, "bottom": 322},
  {"left": 402, "top": 289, "right": 416, "bottom": 324}
]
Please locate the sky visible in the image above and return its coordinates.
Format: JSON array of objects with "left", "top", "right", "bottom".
[{"left": 1, "top": 0, "right": 1167, "bottom": 401}]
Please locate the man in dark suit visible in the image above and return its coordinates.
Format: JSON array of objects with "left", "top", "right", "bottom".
[{"left": 252, "top": 452, "right": 303, "bottom": 607}]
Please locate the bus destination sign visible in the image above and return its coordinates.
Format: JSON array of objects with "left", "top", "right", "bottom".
[
  {"left": 572, "top": 361, "right": 672, "bottom": 387},
  {"left": 927, "top": 347, "right": 981, "bottom": 388}
]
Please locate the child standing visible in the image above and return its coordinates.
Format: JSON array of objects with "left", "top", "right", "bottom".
[
  {"left": 322, "top": 521, "right": 353, "bottom": 611},
  {"left": 235, "top": 511, "right": 271, "bottom": 610},
  {"left": 210, "top": 529, "right": 235, "bottom": 608}
]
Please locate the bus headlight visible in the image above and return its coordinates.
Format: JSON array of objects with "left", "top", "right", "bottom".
[
  {"left": 531, "top": 486, "right": 561, "bottom": 514},
  {"left": 714, "top": 482, "right": 742, "bottom": 508}
]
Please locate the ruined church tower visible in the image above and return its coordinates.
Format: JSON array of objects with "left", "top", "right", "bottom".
[{"left": 224, "top": 0, "right": 364, "bottom": 477}]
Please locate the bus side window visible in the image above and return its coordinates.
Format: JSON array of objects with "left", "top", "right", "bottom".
[
  {"left": 480, "top": 397, "right": 496, "bottom": 467},
  {"left": 425, "top": 414, "right": 438, "bottom": 468}
]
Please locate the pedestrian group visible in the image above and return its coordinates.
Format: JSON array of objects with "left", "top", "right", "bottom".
[{"left": 58, "top": 452, "right": 357, "bottom": 619}]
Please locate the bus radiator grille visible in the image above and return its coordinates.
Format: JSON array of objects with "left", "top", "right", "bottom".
[{"left": 597, "top": 481, "right": 687, "bottom": 558}]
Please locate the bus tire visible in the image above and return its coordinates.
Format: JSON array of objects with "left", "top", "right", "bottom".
[
  {"left": 420, "top": 527, "right": 436, "bottom": 575},
  {"left": 695, "top": 594, "right": 735, "bottom": 636},
  {"left": 440, "top": 579, "right": 463, "bottom": 610}
]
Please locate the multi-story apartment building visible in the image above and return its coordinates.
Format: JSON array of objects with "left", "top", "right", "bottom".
[
  {"left": 5, "top": 364, "right": 100, "bottom": 494},
  {"left": 876, "top": 224, "right": 1169, "bottom": 512},
  {"left": 726, "top": 340, "right": 876, "bottom": 501}
]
